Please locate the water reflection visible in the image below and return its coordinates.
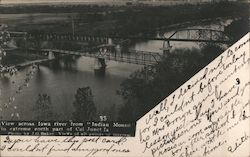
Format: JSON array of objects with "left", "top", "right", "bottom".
[
  {"left": 0, "top": 18, "right": 233, "bottom": 120},
  {"left": 0, "top": 55, "right": 142, "bottom": 120}
]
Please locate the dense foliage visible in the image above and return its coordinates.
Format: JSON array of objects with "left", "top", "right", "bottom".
[
  {"left": 224, "top": 18, "right": 249, "bottom": 43},
  {"left": 0, "top": 30, "right": 9, "bottom": 63},
  {"left": 72, "top": 87, "right": 97, "bottom": 121},
  {"left": 118, "top": 44, "right": 224, "bottom": 121},
  {"left": 33, "top": 94, "right": 54, "bottom": 120}
]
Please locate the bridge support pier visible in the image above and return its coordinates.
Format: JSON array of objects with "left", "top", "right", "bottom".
[
  {"left": 161, "top": 41, "right": 172, "bottom": 57},
  {"left": 108, "top": 38, "right": 113, "bottom": 45},
  {"left": 48, "top": 51, "right": 55, "bottom": 60},
  {"left": 94, "top": 57, "right": 106, "bottom": 76},
  {"left": 115, "top": 44, "right": 122, "bottom": 57}
]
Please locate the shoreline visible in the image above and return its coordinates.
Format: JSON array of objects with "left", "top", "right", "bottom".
[{"left": 0, "top": 0, "right": 247, "bottom": 7}]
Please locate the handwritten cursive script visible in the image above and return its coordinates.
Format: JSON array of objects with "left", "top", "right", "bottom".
[
  {"left": 139, "top": 34, "right": 250, "bottom": 157},
  {"left": 0, "top": 136, "right": 129, "bottom": 157},
  {"left": 0, "top": 34, "right": 249, "bottom": 157}
]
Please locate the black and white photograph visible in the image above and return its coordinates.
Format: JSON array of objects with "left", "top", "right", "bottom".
[{"left": 0, "top": 0, "right": 249, "bottom": 136}]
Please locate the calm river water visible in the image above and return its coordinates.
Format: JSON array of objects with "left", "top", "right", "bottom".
[{"left": 0, "top": 16, "right": 233, "bottom": 121}]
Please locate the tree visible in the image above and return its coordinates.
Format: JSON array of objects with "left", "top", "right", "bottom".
[
  {"left": 224, "top": 18, "right": 249, "bottom": 43},
  {"left": 0, "top": 29, "right": 10, "bottom": 64},
  {"left": 118, "top": 44, "right": 223, "bottom": 121},
  {"left": 0, "top": 28, "right": 18, "bottom": 76},
  {"left": 29, "top": 30, "right": 45, "bottom": 57},
  {"left": 72, "top": 87, "right": 97, "bottom": 121},
  {"left": 33, "top": 93, "right": 54, "bottom": 120}
]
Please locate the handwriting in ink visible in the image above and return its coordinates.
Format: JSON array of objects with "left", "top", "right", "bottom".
[{"left": 227, "top": 132, "right": 249, "bottom": 153}]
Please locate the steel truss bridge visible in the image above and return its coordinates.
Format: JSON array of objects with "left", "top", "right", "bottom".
[
  {"left": 42, "top": 48, "right": 162, "bottom": 66},
  {"left": 8, "top": 28, "right": 231, "bottom": 44},
  {"left": 6, "top": 28, "right": 231, "bottom": 66}
]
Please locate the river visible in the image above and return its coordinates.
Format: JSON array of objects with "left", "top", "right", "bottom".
[{"left": 0, "top": 16, "right": 233, "bottom": 121}]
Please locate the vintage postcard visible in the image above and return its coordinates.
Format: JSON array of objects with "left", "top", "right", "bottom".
[{"left": 0, "top": 0, "right": 249, "bottom": 157}]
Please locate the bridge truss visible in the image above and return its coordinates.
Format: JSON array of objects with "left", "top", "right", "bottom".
[
  {"left": 42, "top": 48, "right": 162, "bottom": 66},
  {"left": 8, "top": 28, "right": 231, "bottom": 44},
  {"left": 5, "top": 28, "right": 231, "bottom": 66}
]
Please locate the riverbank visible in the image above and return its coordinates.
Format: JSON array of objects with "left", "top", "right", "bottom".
[
  {"left": 1, "top": 50, "right": 46, "bottom": 66},
  {"left": 0, "top": 1, "right": 248, "bottom": 37},
  {"left": 0, "top": 1, "right": 248, "bottom": 121},
  {"left": 1, "top": 0, "right": 235, "bottom": 6}
]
